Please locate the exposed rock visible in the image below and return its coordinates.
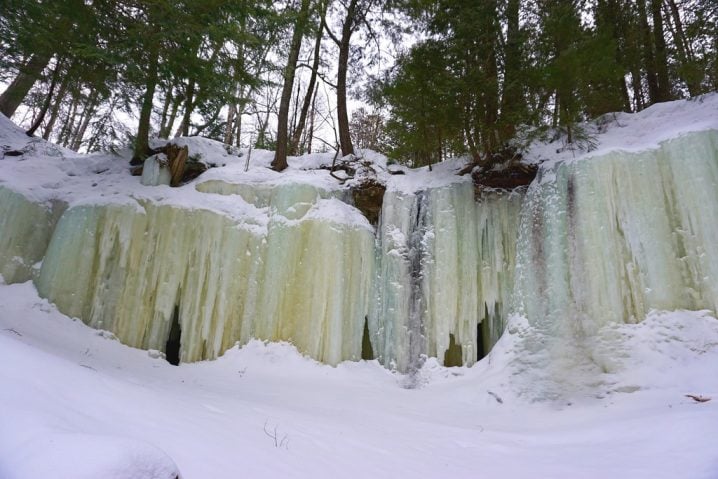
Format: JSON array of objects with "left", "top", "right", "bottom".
[
  {"left": 181, "top": 159, "right": 209, "bottom": 182},
  {"left": 351, "top": 179, "right": 386, "bottom": 227},
  {"left": 473, "top": 163, "right": 537, "bottom": 190}
]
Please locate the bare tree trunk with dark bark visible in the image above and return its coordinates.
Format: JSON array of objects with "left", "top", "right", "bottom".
[
  {"left": 305, "top": 86, "right": 319, "bottom": 153},
  {"left": 335, "top": 0, "right": 358, "bottom": 157},
  {"left": 271, "top": 0, "right": 311, "bottom": 171},
  {"left": 0, "top": 53, "right": 52, "bottom": 118},
  {"left": 161, "top": 92, "right": 182, "bottom": 139},
  {"left": 664, "top": 0, "right": 700, "bottom": 96},
  {"left": 482, "top": 0, "right": 500, "bottom": 154},
  {"left": 70, "top": 90, "right": 99, "bottom": 151},
  {"left": 638, "top": 0, "right": 660, "bottom": 104},
  {"left": 132, "top": 45, "right": 160, "bottom": 164},
  {"left": 59, "top": 93, "right": 79, "bottom": 147},
  {"left": 26, "top": 59, "right": 63, "bottom": 136},
  {"left": 651, "top": 0, "right": 671, "bottom": 102},
  {"left": 158, "top": 88, "right": 173, "bottom": 137},
  {"left": 42, "top": 74, "right": 70, "bottom": 140},
  {"left": 500, "top": 0, "right": 521, "bottom": 141},
  {"left": 175, "top": 80, "right": 195, "bottom": 137},
  {"left": 290, "top": 2, "right": 326, "bottom": 155}
]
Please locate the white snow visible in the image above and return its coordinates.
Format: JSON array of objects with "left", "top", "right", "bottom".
[
  {"left": 523, "top": 93, "right": 718, "bottom": 169},
  {"left": 1, "top": 281, "right": 718, "bottom": 478}
]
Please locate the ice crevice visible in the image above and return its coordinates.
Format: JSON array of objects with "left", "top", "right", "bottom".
[{"left": 0, "top": 130, "right": 717, "bottom": 375}]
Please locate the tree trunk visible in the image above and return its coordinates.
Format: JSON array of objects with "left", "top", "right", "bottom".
[
  {"left": 336, "top": 0, "right": 359, "bottom": 157},
  {"left": 271, "top": 0, "right": 311, "bottom": 171},
  {"left": 651, "top": 0, "right": 671, "bottom": 102},
  {"left": 235, "top": 101, "right": 243, "bottom": 147},
  {"left": 60, "top": 94, "right": 80, "bottom": 148},
  {"left": 161, "top": 93, "right": 182, "bottom": 139},
  {"left": 305, "top": 86, "right": 318, "bottom": 154},
  {"left": 176, "top": 80, "right": 195, "bottom": 137},
  {"left": 482, "top": 0, "right": 500, "bottom": 153},
  {"left": 290, "top": 4, "right": 326, "bottom": 155},
  {"left": 0, "top": 53, "right": 52, "bottom": 118},
  {"left": 225, "top": 102, "right": 236, "bottom": 145},
  {"left": 71, "top": 91, "right": 98, "bottom": 151},
  {"left": 132, "top": 46, "right": 160, "bottom": 164},
  {"left": 664, "top": 0, "right": 700, "bottom": 96},
  {"left": 42, "top": 74, "right": 70, "bottom": 141},
  {"left": 638, "top": 0, "right": 659, "bottom": 105},
  {"left": 158, "top": 89, "right": 173, "bottom": 137},
  {"left": 26, "top": 59, "right": 63, "bottom": 136},
  {"left": 289, "top": 82, "right": 302, "bottom": 141},
  {"left": 598, "top": 0, "right": 632, "bottom": 112},
  {"left": 500, "top": 0, "right": 521, "bottom": 141}
]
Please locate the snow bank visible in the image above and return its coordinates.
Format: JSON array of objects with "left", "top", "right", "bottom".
[
  {"left": 1, "top": 281, "right": 718, "bottom": 478},
  {"left": 1, "top": 433, "right": 179, "bottom": 479}
]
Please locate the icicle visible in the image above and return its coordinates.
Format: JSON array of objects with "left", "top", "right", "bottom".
[
  {"left": 513, "top": 131, "right": 718, "bottom": 334},
  {"left": 36, "top": 186, "right": 375, "bottom": 366},
  {"left": 372, "top": 182, "right": 524, "bottom": 372}
]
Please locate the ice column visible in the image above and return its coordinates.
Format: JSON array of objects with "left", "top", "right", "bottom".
[
  {"left": 513, "top": 130, "right": 718, "bottom": 337},
  {"left": 371, "top": 181, "right": 524, "bottom": 371}
]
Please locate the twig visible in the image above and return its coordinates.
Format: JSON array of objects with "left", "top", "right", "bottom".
[
  {"left": 488, "top": 390, "right": 504, "bottom": 404},
  {"left": 3, "top": 328, "right": 22, "bottom": 336},
  {"left": 263, "top": 420, "right": 289, "bottom": 449},
  {"left": 685, "top": 394, "right": 711, "bottom": 403}
]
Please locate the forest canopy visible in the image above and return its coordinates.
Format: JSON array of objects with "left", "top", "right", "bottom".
[{"left": 0, "top": 0, "right": 716, "bottom": 168}]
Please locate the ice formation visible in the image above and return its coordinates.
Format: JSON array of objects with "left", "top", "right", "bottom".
[
  {"left": 36, "top": 191, "right": 375, "bottom": 365},
  {"left": 0, "top": 187, "right": 64, "bottom": 283},
  {"left": 1, "top": 102, "right": 718, "bottom": 373},
  {"left": 371, "top": 183, "right": 523, "bottom": 371},
  {"left": 140, "top": 154, "right": 171, "bottom": 186},
  {"left": 513, "top": 131, "right": 718, "bottom": 334}
]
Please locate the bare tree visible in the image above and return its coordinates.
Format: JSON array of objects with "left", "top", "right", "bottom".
[{"left": 272, "top": 0, "right": 312, "bottom": 171}]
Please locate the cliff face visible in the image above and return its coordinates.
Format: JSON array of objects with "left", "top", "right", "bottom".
[{"left": 1, "top": 100, "right": 718, "bottom": 373}]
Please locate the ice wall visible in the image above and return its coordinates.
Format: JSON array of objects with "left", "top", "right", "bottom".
[
  {"left": 513, "top": 130, "right": 718, "bottom": 336},
  {"left": 0, "top": 186, "right": 64, "bottom": 283},
  {"left": 36, "top": 188, "right": 375, "bottom": 365},
  {"left": 371, "top": 182, "right": 524, "bottom": 371},
  {"left": 4, "top": 129, "right": 717, "bottom": 372}
]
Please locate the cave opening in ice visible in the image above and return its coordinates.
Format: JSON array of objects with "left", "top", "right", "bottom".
[
  {"left": 443, "top": 334, "right": 463, "bottom": 367},
  {"left": 476, "top": 322, "right": 486, "bottom": 360},
  {"left": 361, "top": 317, "right": 374, "bottom": 360},
  {"left": 165, "top": 305, "right": 182, "bottom": 366}
]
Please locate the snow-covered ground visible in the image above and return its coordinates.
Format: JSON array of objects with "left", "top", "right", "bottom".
[
  {"left": 2, "top": 95, "right": 718, "bottom": 478},
  {"left": 1, "top": 281, "right": 718, "bottom": 479}
]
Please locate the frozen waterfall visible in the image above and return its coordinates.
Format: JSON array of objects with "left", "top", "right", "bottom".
[
  {"left": 1, "top": 129, "right": 717, "bottom": 372},
  {"left": 371, "top": 183, "right": 523, "bottom": 371},
  {"left": 513, "top": 130, "right": 718, "bottom": 335}
]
